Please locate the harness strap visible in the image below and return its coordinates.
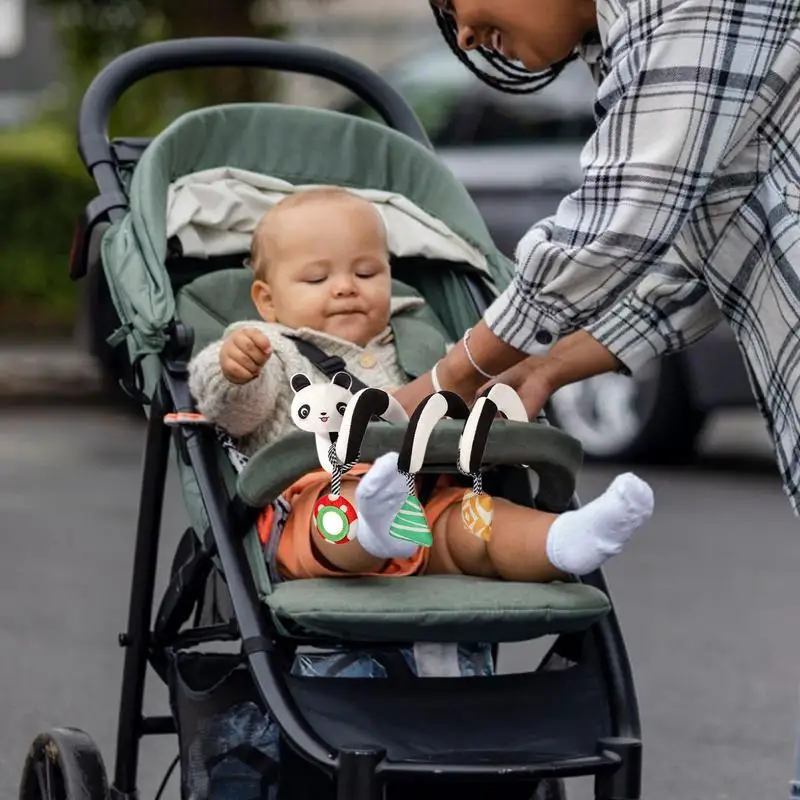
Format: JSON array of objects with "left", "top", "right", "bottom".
[{"left": 284, "top": 335, "right": 370, "bottom": 393}]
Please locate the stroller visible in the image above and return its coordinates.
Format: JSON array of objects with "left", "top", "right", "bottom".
[{"left": 19, "top": 38, "right": 642, "bottom": 800}]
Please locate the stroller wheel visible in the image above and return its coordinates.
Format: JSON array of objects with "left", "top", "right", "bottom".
[
  {"left": 19, "top": 728, "right": 109, "bottom": 800},
  {"left": 533, "top": 779, "right": 568, "bottom": 799}
]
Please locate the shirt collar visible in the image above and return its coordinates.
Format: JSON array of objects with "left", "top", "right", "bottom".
[{"left": 576, "top": 0, "right": 627, "bottom": 82}]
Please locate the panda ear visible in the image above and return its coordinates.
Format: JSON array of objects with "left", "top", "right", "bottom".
[
  {"left": 332, "top": 371, "right": 353, "bottom": 392},
  {"left": 291, "top": 373, "right": 312, "bottom": 393}
]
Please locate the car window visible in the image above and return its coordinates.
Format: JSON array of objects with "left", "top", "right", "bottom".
[
  {"left": 464, "top": 59, "right": 597, "bottom": 145},
  {"left": 339, "top": 78, "right": 468, "bottom": 147}
]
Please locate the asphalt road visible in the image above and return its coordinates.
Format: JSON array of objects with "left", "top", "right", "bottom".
[{"left": 1, "top": 406, "right": 798, "bottom": 800}]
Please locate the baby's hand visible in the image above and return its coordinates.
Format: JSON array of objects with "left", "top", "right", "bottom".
[{"left": 220, "top": 328, "right": 272, "bottom": 384}]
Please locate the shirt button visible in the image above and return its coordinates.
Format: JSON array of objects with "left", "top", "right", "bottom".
[
  {"left": 360, "top": 353, "right": 377, "bottom": 369},
  {"left": 535, "top": 330, "right": 554, "bottom": 346}
]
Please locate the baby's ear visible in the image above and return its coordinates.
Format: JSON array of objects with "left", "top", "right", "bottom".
[
  {"left": 290, "top": 373, "right": 312, "bottom": 393},
  {"left": 332, "top": 372, "right": 352, "bottom": 392}
]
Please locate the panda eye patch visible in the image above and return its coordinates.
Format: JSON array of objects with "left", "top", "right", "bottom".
[
  {"left": 298, "top": 405, "right": 310, "bottom": 420},
  {"left": 336, "top": 402, "right": 347, "bottom": 416}
]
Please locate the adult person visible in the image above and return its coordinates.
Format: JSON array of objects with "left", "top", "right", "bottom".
[{"left": 395, "top": 0, "right": 800, "bottom": 515}]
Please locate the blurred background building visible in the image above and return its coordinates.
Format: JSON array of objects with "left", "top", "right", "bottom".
[
  {"left": 0, "top": 0, "right": 60, "bottom": 127},
  {"left": 282, "top": 0, "right": 432, "bottom": 106}
]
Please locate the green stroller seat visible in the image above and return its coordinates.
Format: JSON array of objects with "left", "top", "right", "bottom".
[{"left": 176, "top": 266, "right": 611, "bottom": 646}]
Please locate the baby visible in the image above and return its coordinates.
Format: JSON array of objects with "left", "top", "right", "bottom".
[{"left": 188, "top": 187, "right": 654, "bottom": 582}]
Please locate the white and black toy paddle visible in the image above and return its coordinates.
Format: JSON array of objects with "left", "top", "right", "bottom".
[
  {"left": 390, "top": 391, "right": 470, "bottom": 548},
  {"left": 458, "top": 383, "right": 528, "bottom": 541},
  {"left": 289, "top": 372, "right": 361, "bottom": 545}
]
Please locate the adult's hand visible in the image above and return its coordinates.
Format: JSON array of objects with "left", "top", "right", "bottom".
[
  {"left": 478, "top": 331, "right": 626, "bottom": 419},
  {"left": 477, "top": 355, "right": 554, "bottom": 418}
]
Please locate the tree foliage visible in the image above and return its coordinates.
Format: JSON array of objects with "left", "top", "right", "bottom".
[{"left": 39, "top": 0, "right": 288, "bottom": 136}]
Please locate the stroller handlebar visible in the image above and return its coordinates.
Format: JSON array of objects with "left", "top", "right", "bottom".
[
  {"left": 237, "top": 420, "right": 584, "bottom": 514},
  {"left": 77, "top": 36, "right": 431, "bottom": 177}
]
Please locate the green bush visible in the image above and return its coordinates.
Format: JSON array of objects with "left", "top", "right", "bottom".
[{"left": 0, "top": 124, "right": 94, "bottom": 335}]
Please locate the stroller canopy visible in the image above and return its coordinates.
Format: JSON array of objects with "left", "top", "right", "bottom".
[{"left": 101, "top": 102, "right": 516, "bottom": 365}]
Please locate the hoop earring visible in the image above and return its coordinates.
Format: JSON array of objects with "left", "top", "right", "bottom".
[{"left": 391, "top": 391, "right": 470, "bottom": 548}]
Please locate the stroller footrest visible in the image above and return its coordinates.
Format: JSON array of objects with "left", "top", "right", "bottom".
[{"left": 378, "top": 750, "right": 622, "bottom": 781}]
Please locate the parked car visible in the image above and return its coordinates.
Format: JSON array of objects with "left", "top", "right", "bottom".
[{"left": 337, "top": 42, "right": 756, "bottom": 463}]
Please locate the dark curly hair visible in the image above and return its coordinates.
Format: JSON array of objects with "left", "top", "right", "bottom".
[{"left": 430, "top": 1, "right": 578, "bottom": 94}]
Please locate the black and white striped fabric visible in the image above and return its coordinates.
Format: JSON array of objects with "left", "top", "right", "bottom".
[
  {"left": 215, "top": 427, "right": 251, "bottom": 474},
  {"left": 484, "top": 0, "right": 800, "bottom": 512}
]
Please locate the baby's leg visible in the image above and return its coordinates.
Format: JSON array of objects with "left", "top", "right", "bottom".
[
  {"left": 308, "top": 454, "right": 418, "bottom": 573},
  {"left": 428, "top": 474, "right": 654, "bottom": 582},
  {"left": 309, "top": 481, "right": 390, "bottom": 574},
  {"left": 426, "top": 498, "right": 559, "bottom": 580}
]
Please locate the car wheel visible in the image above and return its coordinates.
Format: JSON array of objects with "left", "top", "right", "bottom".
[{"left": 547, "top": 355, "right": 706, "bottom": 463}]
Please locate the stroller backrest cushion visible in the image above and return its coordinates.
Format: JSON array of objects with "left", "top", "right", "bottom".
[{"left": 177, "top": 269, "right": 450, "bottom": 381}]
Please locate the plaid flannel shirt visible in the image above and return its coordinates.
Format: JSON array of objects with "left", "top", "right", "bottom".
[{"left": 484, "top": 0, "right": 800, "bottom": 512}]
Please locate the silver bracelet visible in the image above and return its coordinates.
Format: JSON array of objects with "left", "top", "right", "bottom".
[
  {"left": 463, "top": 327, "right": 494, "bottom": 380},
  {"left": 431, "top": 360, "right": 443, "bottom": 392}
]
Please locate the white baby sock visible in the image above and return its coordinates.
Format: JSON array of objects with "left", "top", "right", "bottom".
[
  {"left": 355, "top": 451, "right": 419, "bottom": 560},
  {"left": 545, "top": 472, "right": 654, "bottom": 576}
]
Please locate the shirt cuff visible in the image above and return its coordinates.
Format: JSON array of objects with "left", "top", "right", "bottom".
[
  {"left": 584, "top": 295, "right": 670, "bottom": 375},
  {"left": 483, "top": 277, "right": 563, "bottom": 355}
]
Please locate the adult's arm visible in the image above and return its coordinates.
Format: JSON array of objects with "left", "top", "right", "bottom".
[
  {"left": 584, "top": 264, "right": 722, "bottom": 374},
  {"left": 484, "top": 0, "right": 769, "bottom": 353},
  {"left": 402, "top": 257, "right": 723, "bottom": 419},
  {"left": 485, "top": 265, "right": 723, "bottom": 418}
]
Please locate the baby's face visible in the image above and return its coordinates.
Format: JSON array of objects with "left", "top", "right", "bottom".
[{"left": 252, "top": 197, "right": 392, "bottom": 346}]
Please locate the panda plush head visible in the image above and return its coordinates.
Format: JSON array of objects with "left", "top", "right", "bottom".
[{"left": 289, "top": 372, "right": 353, "bottom": 436}]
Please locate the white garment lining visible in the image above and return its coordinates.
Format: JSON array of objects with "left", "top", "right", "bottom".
[{"left": 165, "top": 167, "right": 489, "bottom": 274}]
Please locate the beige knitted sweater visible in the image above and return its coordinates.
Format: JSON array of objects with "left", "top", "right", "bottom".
[{"left": 188, "top": 297, "right": 424, "bottom": 456}]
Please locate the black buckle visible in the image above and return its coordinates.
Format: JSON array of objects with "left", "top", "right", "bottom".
[{"left": 318, "top": 354, "right": 347, "bottom": 374}]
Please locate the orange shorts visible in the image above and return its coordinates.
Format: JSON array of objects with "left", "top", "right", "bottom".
[{"left": 256, "top": 464, "right": 464, "bottom": 580}]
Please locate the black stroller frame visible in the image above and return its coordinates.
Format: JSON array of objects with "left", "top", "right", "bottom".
[{"left": 37, "top": 38, "right": 643, "bottom": 800}]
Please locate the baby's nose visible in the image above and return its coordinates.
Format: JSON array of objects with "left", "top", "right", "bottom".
[{"left": 333, "top": 277, "right": 357, "bottom": 295}]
